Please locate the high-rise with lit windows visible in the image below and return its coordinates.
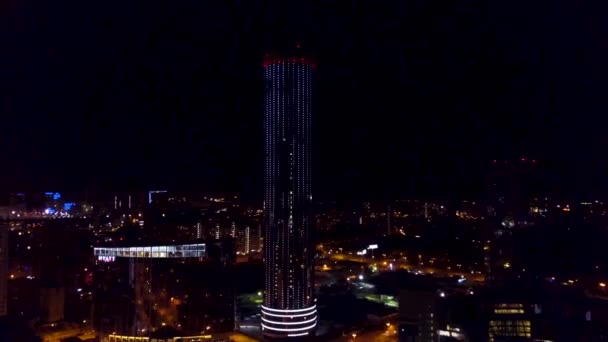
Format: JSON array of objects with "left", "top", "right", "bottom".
[
  {"left": 262, "top": 49, "right": 316, "bottom": 339},
  {"left": 0, "top": 223, "right": 7, "bottom": 317}
]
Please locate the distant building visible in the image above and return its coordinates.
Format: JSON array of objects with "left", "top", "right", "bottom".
[
  {"left": 480, "top": 287, "right": 558, "bottom": 342},
  {"left": 236, "top": 226, "right": 250, "bottom": 255},
  {"left": 484, "top": 159, "right": 544, "bottom": 288},
  {"left": 0, "top": 223, "right": 7, "bottom": 317},
  {"left": 148, "top": 190, "right": 168, "bottom": 205},
  {"left": 487, "top": 303, "right": 531, "bottom": 341},
  {"left": 487, "top": 159, "right": 542, "bottom": 221},
  {"left": 39, "top": 287, "right": 65, "bottom": 323},
  {"left": 196, "top": 222, "right": 203, "bottom": 239},
  {"left": 398, "top": 289, "right": 441, "bottom": 342},
  {"left": 254, "top": 223, "right": 263, "bottom": 253},
  {"left": 215, "top": 223, "right": 221, "bottom": 240},
  {"left": 230, "top": 222, "right": 236, "bottom": 238}
]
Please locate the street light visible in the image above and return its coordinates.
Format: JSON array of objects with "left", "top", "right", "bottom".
[
  {"left": 351, "top": 333, "right": 357, "bottom": 341},
  {"left": 386, "top": 323, "right": 393, "bottom": 335}
]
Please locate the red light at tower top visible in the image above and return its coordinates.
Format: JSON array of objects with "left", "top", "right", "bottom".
[
  {"left": 263, "top": 46, "right": 315, "bottom": 69},
  {"left": 263, "top": 56, "right": 315, "bottom": 68}
]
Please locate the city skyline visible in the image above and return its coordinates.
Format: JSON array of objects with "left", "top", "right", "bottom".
[{"left": 2, "top": 1, "right": 608, "bottom": 342}]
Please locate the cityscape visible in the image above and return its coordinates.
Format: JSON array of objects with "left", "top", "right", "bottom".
[
  {"left": 2, "top": 1, "right": 608, "bottom": 342},
  {"left": 5, "top": 168, "right": 608, "bottom": 341}
]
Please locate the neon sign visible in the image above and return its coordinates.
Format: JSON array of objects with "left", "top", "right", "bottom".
[{"left": 98, "top": 256, "right": 115, "bottom": 262}]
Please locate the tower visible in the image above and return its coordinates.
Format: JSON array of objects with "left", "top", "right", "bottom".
[
  {"left": 196, "top": 222, "right": 203, "bottom": 239},
  {"left": 262, "top": 49, "right": 317, "bottom": 339},
  {"left": 215, "top": 223, "right": 221, "bottom": 240},
  {"left": 0, "top": 222, "right": 7, "bottom": 317},
  {"left": 485, "top": 158, "right": 542, "bottom": 287},
  {"left": 387, "top": 205, "right": 392, "bottom": 235},
  {"left": 244, "top": 226, "right": 250, "bottom": 255}
]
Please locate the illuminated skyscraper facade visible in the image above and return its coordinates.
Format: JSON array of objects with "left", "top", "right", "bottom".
[
  {"left": 262, "top": 51, "right": 316, "bottom": 339},
  {"left": 0, "top": 223, "right": 7, "bottom": 317}
]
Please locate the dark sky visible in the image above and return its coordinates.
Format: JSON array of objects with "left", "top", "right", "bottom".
[{"left": 1, "top": 0, "right": 607, "bottom": 199}]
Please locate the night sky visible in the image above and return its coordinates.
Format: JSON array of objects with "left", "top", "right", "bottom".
[{"left": 1, "top": 0, "right": 607, "bottom": 199}]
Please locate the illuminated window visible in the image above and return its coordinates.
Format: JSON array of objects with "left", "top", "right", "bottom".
[{"left": 488, "top": 320, "right": 532, "bottom": 341}]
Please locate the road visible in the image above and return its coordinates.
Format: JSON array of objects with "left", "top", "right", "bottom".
[
  {"left": 330, "top": 329, "right": 397, "bottom": 342},
  {"left": 229, "top": 332, "right": 262, "bottom": 342},
  {"left": 329, "top": 253, "right": 485, "bottom": 282},
  {"left": 39, "top": 328, "right": 96, "bottom": 342}
]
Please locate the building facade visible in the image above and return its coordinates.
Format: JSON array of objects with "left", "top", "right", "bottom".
[
  {"left": 0, "top": 222, "right": 7, "bottom": 317},
  {"left": 93, "top": 241, "right": 235, "bottom": 342},
  {"left": 262, "top": 51, "right": 317, "bottom": 339},
  {"left": 398, "top": 289, "right": 439, "bottom": 342}
]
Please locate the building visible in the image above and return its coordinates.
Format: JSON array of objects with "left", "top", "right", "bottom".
[
  {"left": 244, "top": 226, "right": 250, "bottom": 254},
  {"left": 0, "top": 316, "right": 40, "bottom": 341},
  {"left": 0, "top": 222, "right": 7, "bottom": 317},
  {"left": 261, "top": 49, "right": 317, "bottom": 339},
  {"left": 484, "top": 159, "right": 544, "bottom": 288},
  {"left": 39, "top": 287, "right": 65, "bottom": 323},
  {"left": 92, "top": 240, "right": 235, "bottom": 342},
  {"left": 487, "top": 303, "right": 532, "bottom": 341},
  {"left": 236, "top": 226, "right": 251, "bottom": 255},
  {"left": 486, "top": 159, "right": 542, "bottom": 221},
  {"left": 398, "top": 289, "right": 441, "bottom": 342},
  {"left": 196, "top": 222, "right": 203, "bottom": 239},
  {"left": 481, "top": 287, "right": 564, "bottom": 342},
  {"left": 483, "top": 289, "right": 536, "bottom": 342}
]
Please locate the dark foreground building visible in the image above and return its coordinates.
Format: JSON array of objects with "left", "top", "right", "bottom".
[
  {"left": 92, "top": 240, "right": 234, "bottom": 342},
  {"left": 261, "top": 49, "right": 317, "bottom": 339}
]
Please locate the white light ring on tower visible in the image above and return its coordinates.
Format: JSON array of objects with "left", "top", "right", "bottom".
[
  {"left": 261, "top": 321, "right": 317, "bottom": 332},
  {"left": 261, "top": 310, "right": 316, "bottom": 318},
  {"left": 261, "top": 305, "right": 316, "bottom": 313},
  {"left": 287, "top": 332, "right": 309, "bottom": 337},
  {"left": 261, "top": 316, "right": 317, "bottom": 326}
]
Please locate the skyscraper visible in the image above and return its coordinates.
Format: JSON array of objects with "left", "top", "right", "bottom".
[
  {"left": 0, "top": 222, "right": 7, "bottom": 317},
  {"left": 262, "top": 50, "right": 316, "bottom": 339},
  {"left": 244, "top": 226, "right": 250, "bottom": 255}
]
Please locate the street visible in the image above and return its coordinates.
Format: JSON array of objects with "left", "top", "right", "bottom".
[
  {"left": 329, "top": 253, "right": 485, "bottom": 282},
  {"left": 330, "top": 328, "right": 397, "bottom": 342}
]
